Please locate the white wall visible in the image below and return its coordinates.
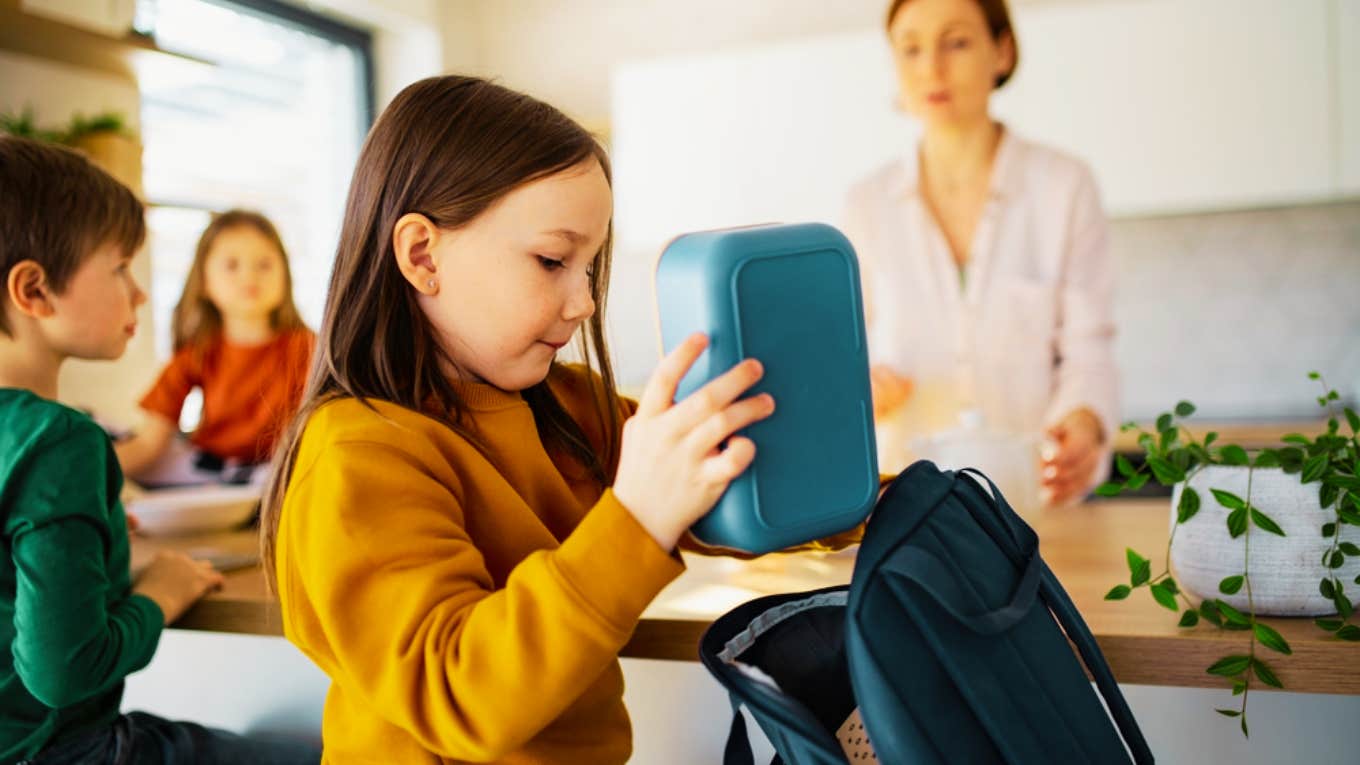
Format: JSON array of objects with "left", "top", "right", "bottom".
[
  {"left": 0, "top": 49, "right": 158, "bottom": 424},
  {"left": 437, "top": 0, "right": 889, "bottom": 126}
]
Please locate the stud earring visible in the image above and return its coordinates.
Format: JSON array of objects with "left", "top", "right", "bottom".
[{"left": 427, "top": 279, "right": 436, "bottom": 289}]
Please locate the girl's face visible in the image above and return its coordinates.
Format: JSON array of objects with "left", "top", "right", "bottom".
[
  {"left": 417, "top": 159, "right": 612, "bottom": 392},
  {"left": 203, "top": 225, "right": 288, "bottom": 324},
  {"left": 888, "top": 0, "right": 1013, "bottom": 129}
]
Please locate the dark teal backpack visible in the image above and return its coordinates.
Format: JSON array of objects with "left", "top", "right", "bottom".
[{"left": 699, "top": 461, "right": 1154, "bottom": 764}]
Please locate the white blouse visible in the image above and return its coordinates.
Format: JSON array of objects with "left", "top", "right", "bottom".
[{"left": 842, "top": 129, "right": 1118, "bottom": 478}]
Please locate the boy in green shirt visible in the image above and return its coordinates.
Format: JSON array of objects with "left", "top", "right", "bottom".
[{"left": 0, "top": 136, "right": 318, "bottom": 764}]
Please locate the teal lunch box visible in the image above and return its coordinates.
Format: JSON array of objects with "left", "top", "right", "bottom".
[{"left": 653, "top": 222, "right": 879, "bottom": 554}]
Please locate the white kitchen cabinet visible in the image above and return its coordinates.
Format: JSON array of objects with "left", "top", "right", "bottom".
[
  {"left": 993, "top": 0, "right": 1335, "bottom": 216},
  {"left": 1339, "top": 0, "right": 1360, "bottom": 195}
]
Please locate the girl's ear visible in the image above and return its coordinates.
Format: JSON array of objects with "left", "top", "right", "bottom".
[
  {"left": 392, "top": 213, "right": 442, "bottom": 296},
  {"left": 6, "top": 260, "right": 56, "bottom": 320}
]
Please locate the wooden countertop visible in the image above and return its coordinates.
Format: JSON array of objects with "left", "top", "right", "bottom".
[
  {"left": 1112, "top": 420, "right": 1332, "bottom": 452},
  {"left": 133, "top": 498, "right": 1360, "bottom": 695}
]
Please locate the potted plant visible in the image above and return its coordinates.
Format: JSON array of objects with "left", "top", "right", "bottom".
[
  {"left": 0, "top": 107, "right": 141, "bottom": 195},
  {"left": 1097, "top": 372, "right": 1360, "bottom": 737}
]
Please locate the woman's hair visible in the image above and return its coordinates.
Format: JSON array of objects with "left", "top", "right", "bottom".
[
  {"left": 259, "top": 75, "right": 622, "bottom": 588},
  {"left": 172, "top": 209, "right": 307, "bottom": 352},
  {"left": 885, "top": 0, "right": 1020, "bottom": 88}
]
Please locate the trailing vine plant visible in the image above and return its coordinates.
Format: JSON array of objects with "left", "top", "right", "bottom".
[{"left": 1096, "top": 372, "right": 1360, "bottom": 737}]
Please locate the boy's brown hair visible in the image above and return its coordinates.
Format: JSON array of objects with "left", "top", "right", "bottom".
[{"left": 0, "top": 135, "right": 146, "bottom": 335}]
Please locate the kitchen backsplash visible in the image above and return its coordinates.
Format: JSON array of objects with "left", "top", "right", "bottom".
[{"left": 1111, "top": 199, "right": 1360, "bottom": 421}]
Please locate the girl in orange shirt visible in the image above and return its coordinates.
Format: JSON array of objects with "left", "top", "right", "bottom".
[{"left": 116, "top": 210, "right": 314, "bottom": 486}]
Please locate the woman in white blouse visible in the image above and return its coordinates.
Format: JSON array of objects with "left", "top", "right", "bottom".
[{"left": 844, "top": 0, "right": 1118, "bottom": 506}]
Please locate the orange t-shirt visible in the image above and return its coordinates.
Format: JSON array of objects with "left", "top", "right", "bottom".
[{"left": 139, "top": 329, "right": 314, "bottom": 463}]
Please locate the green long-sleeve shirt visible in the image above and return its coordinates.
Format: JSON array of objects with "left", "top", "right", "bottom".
[{"left": 0, "top": 388, "right": 163, "bottom": 762}]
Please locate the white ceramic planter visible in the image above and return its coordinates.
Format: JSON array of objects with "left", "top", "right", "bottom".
[{"left": 1169, "top": 465, "right": 1360, "bottom": 616}]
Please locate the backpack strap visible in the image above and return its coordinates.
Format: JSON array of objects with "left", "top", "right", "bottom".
[
  {"left": 724, "top": 693, "right": 756, "bottom": 765},
  {"left": 956, "top": 468, "right": 1155, "bottom": 765},
  {"left": 878, "top": 544, "right": 1041, "bottom": 635},
  {"left": 1039, "top": 561, "right": 1155, "bottom": 764}
]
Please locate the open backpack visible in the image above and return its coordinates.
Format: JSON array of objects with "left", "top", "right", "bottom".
[{"left": 699, "top": 460, "right": 1155, "bottom": 764}]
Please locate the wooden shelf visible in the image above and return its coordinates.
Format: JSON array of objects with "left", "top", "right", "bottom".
[{"left": 0, "top": 0, "right": 211, "bottom": 82}]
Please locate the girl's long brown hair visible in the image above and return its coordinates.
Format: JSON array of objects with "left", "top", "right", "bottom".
[
  {"left": 172, "top": 209, "right": 307, "bottom": 352},
  {"left": 260, "top": 76, "right": 623, "bottom": 589}
]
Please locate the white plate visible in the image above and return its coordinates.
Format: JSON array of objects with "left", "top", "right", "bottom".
[{"left": 124, "top": 484, "right": 261, "bottom": 536}]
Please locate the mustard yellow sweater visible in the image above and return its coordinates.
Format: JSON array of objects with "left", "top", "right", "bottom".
[{"left": 276, "top": 366, "right": 686, "bottom": 764}]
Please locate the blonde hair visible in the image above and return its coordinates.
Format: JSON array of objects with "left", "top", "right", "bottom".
[{"left": 171, "top": 209, "right": 307, "bottom": 352}]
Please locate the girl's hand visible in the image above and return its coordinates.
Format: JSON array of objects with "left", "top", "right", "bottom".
[
  {"left": 613, "top": 333, "right": 776, "bottom": 551},
  {"left": 133, "top": 551, "right": 224, "bottom": 625},
  {"left": 869, "top": 365, "right": 913, "bottom": 420},
  {"left": 1040, "top": 408, "right": 1105, "bottom": 507}
]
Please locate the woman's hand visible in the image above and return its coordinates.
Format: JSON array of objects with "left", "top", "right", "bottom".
[
  {"left": 869, "top": 364, "right": 913, "bottom": 420},
  {"left": 1041, "top": 407, "right": 1105, "bottom": 507},
  {"left": 613, "top": 333, "right": 776, "bottom": 551}
]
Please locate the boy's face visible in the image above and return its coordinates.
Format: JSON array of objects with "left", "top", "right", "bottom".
[{"left": 45, "top": 242, "right": 146, "bottom": 360}]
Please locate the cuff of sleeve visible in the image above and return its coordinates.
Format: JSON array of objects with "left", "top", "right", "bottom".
[{"left": 551, "top": 490, "right": 686, "bottom": 634}]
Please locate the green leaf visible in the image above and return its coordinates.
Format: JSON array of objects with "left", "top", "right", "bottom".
[
  {"left": 1302, "top": 454, "right": 1329, "bottom": 483},
  {"left": 1147, "top": 456, "right": 1185, "bottom": 484},
  {"left": 1341, "top": 542, "right": 1360, "bottom": 556},
  {"left": 1126, "top": 473, "right": 1150, "bottom": 491},
  {"left": 1126, "top": 548, "right": 1151, "bottom": 587},
  {"left": 1251, "top": 657, "right": 1284, "bottom": 688},
  {"left": 1095, "top": 482, "right": 1123, "bottom": 497},
  {"left": 1227, "top": 507, "right": 1248, "bottom": 538},
  {"left": 1232, "top": 682, "right": 1247, "bottom": 696},
  {"left": 1216, "top": 708, "right": 1241, "bottom": 717},
  {"left": 1178, "top": 610, "right": 1200, "bottom": 628},
  {"left": 1337, "top": 625, "right": 1360, "bottom": 641},
  {"left": 1253, "top": 450, "right": 1281, "bottom": 468},
  {"left": 1321, "top": 578, "right": 1337, "bottom": 599},
  {"left": 1177, "top": 488, "right": 1201, "bottom": 523},
  {"left": 1329, "top": 391, "right": 1340, "bottom": 401},
  {"left": 1329, "top": 550, "right": 1346, "bottom": 569},
  {"left": 1138, "top": 433, "right": 1155, "bottom": 452},
  {"left": 1242, "top": 715, "right": 1249, "bottom": 738},
  {"left": 1220, "top": 445, "right": 1250, "bottom": 466},
  {"left": 1253, "top": 623, "right": 1292, "bottom": 655},
  {"left": 1211, "top": 489, "right": 1247, "bottom": 510},
  {"left": 1156, "top": 413, "right": 1173, "bottom": 433},
  {"left": 1215, "top": 599, "right": 1250, "bottom": 626},
  {"left": 1115, "top": 454, "right": 1135, "bottom": 478},
  {"left": 1105, "top": 584, "right": 1132, "bottom": 600},
  {"left": 1334, "top": 590, "right": 1354, "bottom": 620},
  {"left": 1309, "top": 371, "right": 1321, "bottom": 380},
  {"left": 1324, "top": 475, "right": 1360, "bottom": 492},
  {"left": 1150, "top": 582, "right": 1178, "bottom": 611},
  {"left": 1355, "top": 573, "right": 1360, "bottom": 586},
  {"left": 1200, "top": 601, "right": 1223, "bottom": 627},
  {"left": 1321, "top": 483, "right": 1340, "bottom": 510},
  {"left": 1219, "top": 575, "right": 1245, "bottom": 595},
  {"left": 1250, "top": 507, "right": 1286, "bottom": 536},
  {"left": 1340, "top": 507, "right": 1360, "bottom": 526},
  {"left": 1346, "top": 407, "right": 1360, "bottom": 434},
  {"left": 1206, "top": 655, "right": 1252, "bottom": 676},
  {"left": 1322, "top": 522, "right": 1337, "bottom": 538},
  {"left": 1205, "top": 431, "right": 1218, "bottom": 447},
  {"left": 1162, "top": 577, "right": 1179, "bottom": 594},
  {"left": 1174, "top": 401, "right": 1196, "bottom": 418},
  {"left": 1282, "top": 434, "right": 1311, "bottom": 446},
  {"left": 1315, "top": 618, "right": 1344, "bottom": 632}
]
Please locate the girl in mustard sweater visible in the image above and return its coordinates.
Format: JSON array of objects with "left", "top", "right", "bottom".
[{"left": 260, "top": 75, "right": 788, "bottom": 763}]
